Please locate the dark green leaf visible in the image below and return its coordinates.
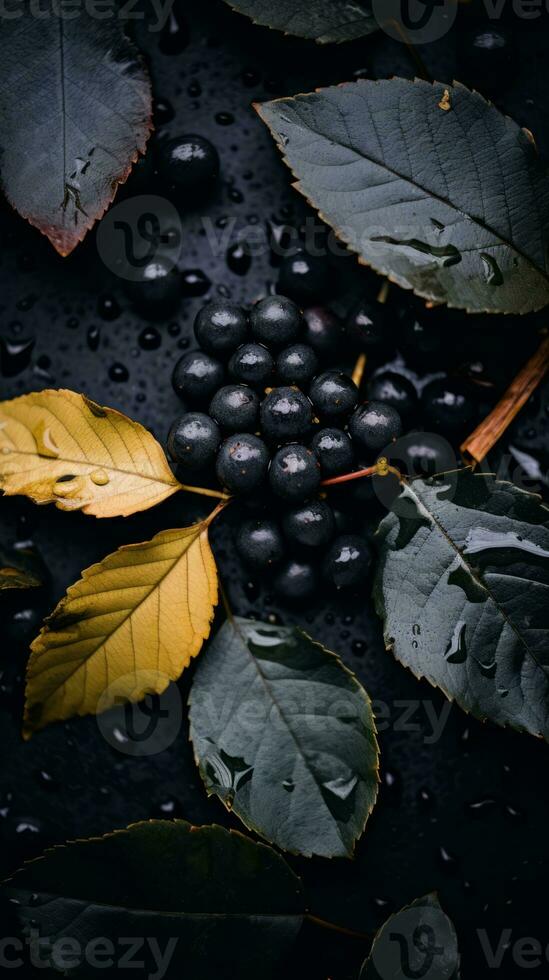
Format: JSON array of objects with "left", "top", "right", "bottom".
[
  {"left": 0, "top": 3, "right": 152, "bottom": 256},
  {"left": 189, "top": 618, "right": 379, "bottom": 858},
  {"left": 0, "top": 543, "right": 44, "bottom": 590},
  {"left": 374, "top": 471, "right": 549, "bottom": 739},
  {"left": 360, "top": 893, "right": 460, "bottom": 980},
  {"left": 223, "top": 0, "right": 378, "bottom": 43},
  {"left": 256, "top": 79, "right": 549, "bottom": 313},
  {"left": 1, "top": 820, "right": 303, "bottom": 979}
]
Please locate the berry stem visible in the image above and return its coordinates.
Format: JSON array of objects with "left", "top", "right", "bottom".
[
  {"left": 179, "top": 483, "right": 230, "bottom": 501},
  {"left": 351, "top": 353, "right": 367, "bottom": 388},
  {"left": 461, "top": 334, "right": 549, "bottom": 464},
  {"left": 321, "top": 457, "right": 401, "bottom": 487},
  {"left": 203, "top": 499, "right": 231, "bottom": 527}
]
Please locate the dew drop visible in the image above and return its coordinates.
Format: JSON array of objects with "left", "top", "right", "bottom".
[
  {"left": 227, "top": 242, "right": 252, "bottom": 276},
  {"left": 480, "top": 253, "right": 504, "bottom": 286},
  {"left": 33, "top": 421, "right": 60, "bottom": 459},
  {"left": 90, "top": 469, "right": 110, "bottom": 486},
  {"left": 282, "top": 779, "right": 295, "bottom": 793},
  {"left": 109, "top": 362, "right": 129, "bottom": 383}
]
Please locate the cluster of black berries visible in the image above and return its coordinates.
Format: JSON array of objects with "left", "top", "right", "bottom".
[{"left": 168, "top": 295, "right": 403, "bottom": 598}]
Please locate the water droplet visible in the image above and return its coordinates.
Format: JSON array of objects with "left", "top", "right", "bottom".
[
  {"left": 159, "top": 5, "right": 189, "bottom": 54},
  {"left": 445, "top": 621, "right": 467, "bottom": 664},
  {"left": 0, "top": 335, "right": 35, "bottom": 377},
  {"left": 153, "top": 97, "right": 174, "bottom": 126},
  {"left": 109, "top": 362, "right": 129, "bottom": 383},
  {"left": 87, "top": 325, "right": 101, "bottom": 351},
  {"left": 282, "top": 779, "right": 295, "bottom": 793},
  {"left": 418, "top": 787, "right": 435, "bottom": 808},
  {"left": 138, "top": 326, "right": 161, "bottom": 351},
  {"left": 227, "top": 242, "right": 252, "bottom": 276},
  {"left": 480, "top": 253, "right": 504, "bottom": 286},
  {"left": 181, "top": 269, "right": 211, "bottom": 297},
  {"left": 438, "top": 845, "right": 459, "bottom": 872},
  {"left": 370, "top": 235, "right": 462, "bottom": 268},
  {"left": 90, "top": 469, "right": 110, "bottom": 486},
  {"left": 323, "top": 775, "right": 358, "bottom": 800},
  {"left": 204, "top": 749, "right": 253, "bottom": 801},
  {"left": 53, "top": 475, "right": 82, "bottom": 498},
  {"left": 467, "top": 798, "right": 497, "bottom": 817},
  {"left": 33, "top": 421, "right": 59, "bottom": 459},
  {"left": 464, "top": 526, "right": 549, "bottom": 562},
  {"left": 98, "top": 294, "right": 121, "bottom": 321},
  {"left": 478, "top": 659, "right": 497, "bottom": 679},
  {"left": 215, "top": 111, "right": 234, "bottom": 126},
  {"left": 447, "top": 563, "right": 486, "bottom": 603}
]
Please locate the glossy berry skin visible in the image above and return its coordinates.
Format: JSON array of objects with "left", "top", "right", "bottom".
[
  {"left": 235, "top": 518, "right": 285, "bottom": 570},
  {"left": 349, "top": 401, "right": 403, "bottom": 453},
  {"left": 367, "top": 371, "right": 418, "bottom": 420},
  {"left": 216, "top": 434, "right": 270, "bottom": 494},
  {"left": 346, "top": 299, "right": 388, "bottom": 351},
  {"left": 260, "top": 387, "right": 313, "bottom": 442},
  {"left": 209, "top": 384, "right": 259, "bottom": 432},
  {"left": 309, "top": 371, "right": 358, "bottom": 421},
  {"left": 277, "top": 249, "right": 331, "bottom": 304},
  {"left": 323, "top": 535, "right": 373, "bottom": 589},
  {"left": 276, "top": 344, "right": 319, "bottom": 386},
  {"left": 397, "top": 431, "right": 457, "bottom": 480},
  {"left": 194, "top": 301, "right": 247, "bottom": 357},
  {"left": 250, "top": 296, "right": 303, "bottom": 348},
  {"left": 399, "top": 313, "right": 442, "bottom": 367},
  {"left": 172, "top": 350, "right": 224, "bottom": 403},
  {"left": 158, "top": 135, "right": 219, "bottom": 195},
  {"left": 421, "top": 378, "right": 476, "bottom": 434},
  {"left": 311, "top": 427, "right": 354, "bottom": 478},
  {"left": 282, "top": 499, "right": 335, "bottom": 549},
  {"left": 229, "top": 343, "right": 274, "bottom": 388},
  {"left": 269, "top": 445, "right": 320, "bottom": 501},
  {"left": 303, "top": 306, "right": 343, "bottom": 359},
  {"left": 125, "top": 258, "right": 180, "bottom": 319},
  {"left": 167, "top": 412, "right": 220, "bottom": 470},
  {"left": 274, "top": 559, "right": 318, "bottom": 602}
]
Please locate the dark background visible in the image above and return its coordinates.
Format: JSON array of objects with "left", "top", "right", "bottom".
[{"left": 1, "top": 1, "right": 549, "bottom": 977}]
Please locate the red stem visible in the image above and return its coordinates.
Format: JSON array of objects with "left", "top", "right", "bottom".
[{"left": 321, "top": 465, "right": 378, "bottom": 487}]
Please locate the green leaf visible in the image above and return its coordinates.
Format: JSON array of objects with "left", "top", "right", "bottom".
[
  {"left": 223, "top": 0, "right": 378, "bottom": 43},
  {"left": 359, "top": 893, "right": 460, "bottom": 980},
  {"left": 1, "top": 820, "right": 304, "bottom": 979},
  {"left": 256, "top": 78, "right": 549, "bottom": 314},
  {"left": 374, "top": 471, "right": 549, "bottom": 740},
  {"left": 189, "top": 618, "right": 379, "bottom": 858},
  {"left": 0, "top": 543, "right": 44, "bottom": 591},
  {"left": 0, "top": 3, "right": 152, "bottom": 256}
]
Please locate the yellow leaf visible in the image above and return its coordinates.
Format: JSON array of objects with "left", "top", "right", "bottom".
[
  {"left": 0, "top": 389, "right": 181, "bottom": 517},
  {"left": 24, "top": 521, "right": 218, "bottom": 737}
]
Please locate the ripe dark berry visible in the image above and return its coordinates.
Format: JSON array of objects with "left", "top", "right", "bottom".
[
  {"left": 216, "top": 434, "right": 269, "bottom": 494},
  {"left": 194, "top": 301, "right": 248, "bottom": 357},
  {"left": 282, "top": 499, "right": 335, "bottom": 548},
  {"left": 229, "top": 343, "right": 274, "bottom": 387},
  {"left": 260, "top": 387, "right": 313, "bottom": 442},
  {"left": 323, "top": 534, "right": 373, "bottom": 589},
  {"left": 421, "top": 378, "right": 476, "bottom": 434},
  {"left": 303, "top": 306, "right": 343, "bottom": 358},
  {"left": 309, "top": 371, "right": 358, "bottom": 421},
  {"left": 277, "top": 249, "right": 331, "bottom": 304},
  {"left": 395, "top": 431, "right": 457, "bottom": 479},
  {"left": 125, "top": 258, "right": 180, "bottom": 319},
  {"left": 311, "top": 427, "right": 354, "bottom": 477},
  {"left": 158, "top": 134, "right": 219, "bottom": 196},
  {"left": 367, "top": 371, "right": 418, "bottom": 420},
  {"left": 235, "top": 518, "right": 285, "bottom": 570},
  {"left": 274, "top": 559, "right": 318, "bottom": 601},
  {"left": 349, "top": 401, "right": 403, "bottom": 453},
  {"left": 276, "top": 344, "right": 318, "bottom": 386},
  {"left": 346, "top": 299, "right": 389, "bottom": 351},
  {"left": 250, "top": 296, "right": 303, "bottom": 348},
  {"left": 167, "top": 412, "right": 220, "bottom": 470},
  {"left": 399, "top": 313, "right": 442, "bottom": 367},
  {"left": 209, "top": 384, "right": 259, "bottom": 432},
  {"left": 172, "top": 350, "right": 224, "bottom": 403},
  {"left": 269, "top": 445, "right": 320, "bottom": 501}
]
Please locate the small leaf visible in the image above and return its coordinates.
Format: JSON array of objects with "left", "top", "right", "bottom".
[
  {"left": 0, "top": 7, "right": 152, "bottom": 256},
  {"left": 374, "top": 471, "right": 549, "bottom": 740},
  {"left": 256, "top": 78, "right": 549, "bottom": 313},
  {"left": 1, "top": 820, "right": 304, "bottom": 979},
  {"left": 359, "top": 893, "right": 460, "bottom": 980},
  {"left": 223, "top": 0, "right": 378, "bottom": 43},
  {"left": 0, "top": 389, "right": 181, "bottom": 517},
  {"left": 189, "top": 618, "right": 379, "bottom": 858},
  {"left": 0, "top": 543, "right": 44, "bottom": 591},
  {"left": 24, "top": 521, "right": 218, "bottom": 737}
]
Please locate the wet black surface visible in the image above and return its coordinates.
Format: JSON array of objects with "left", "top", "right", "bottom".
[{"left": 1, "top": 2, "right": 549, "bottom": 977}]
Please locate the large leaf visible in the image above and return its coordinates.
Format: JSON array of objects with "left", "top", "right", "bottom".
[
  {"left": 24, "top": 521, "right": 218, "bottom": 737},
  {"left": 0, "top": 389, "right": 181, "bottom": 517},
  {"left": 0, "top": 4, "right": 152, "bottom": 256},
  {"left": 256, "top": 79, "right": 549, "bottom": 314},
  {"left": 1, "top": 820, "right": 304, "bottom": 979},
  {"left": 374, "top": 471, "right": 549, "bottom": 740},
  {"left": 189, "top": 618, "right": 379, "bottom": 858},
  {"left": 223, "top": 0, "right": 378, "bottom": 43},
  {"left": 360, "top": 893, "right": 460, "bottom": 980}
]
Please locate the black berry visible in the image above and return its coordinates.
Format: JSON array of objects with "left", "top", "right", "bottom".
[
  {"left": 125, "top": 258, "right": 180, "bottom": 319},
  {"left": 269, "top": 445, "right": 320, "bottom": 501},
  {"left": 309, "top": 371, "right": 358, "bottom": 421},
  {"left": 311, "top": 427, "right": 354, "bottom": 477},
  {"left": 277, "top": 249, "right": 331, "bottom": 304},
  {"left": 421, "top": 378, "right": 476, "bottom": 434},
  {"left": 346, "top": 299, "right": 389, "bottom": 351},
  {"left": 276, "top": 344, "right": 319, "bottom": 386},
  {"left": 235, "top": 518, "right": 285, "bottom": 570},
  {"left": 250, "top": 296, "right": 303, "bottom": 348},
  {"left": 349, "top": 401, "right": 403, "bottom": 453},
  {"left": 282, "top": 499, "right": 335, "bottom": 548},
  {"left": 323, "top": 534, "right": 373, "bottom": 589},
  {"left": 216, "top": 434, "right": 269, "bottom": 494},
  {"left": 274, "top": 559, "right": 318, "bottom": 601},
  {"left": 167, "top": 412, "right": 220, "bottom": 470},
  {"left": 194, "top": 300, "right": 248, "bottom": 357},
  {"left": 209, "top": 384, "right": 259, "bottom": 432},
  {"left": 229, "top": 343, "right": 274, "bottom": 387},
  {"left": 260, "top": 387, "right": 313, "bottom": 442},
  {"left": 303, "top": 306, "right": 343, "bottom": 358},
  {"left": 172, "top": 350, "right": 224, "bottom": 403},
  {"left": 158, "top": 134, "right": 219, "bottom": 196},
  {"left": 367, "top": 371, "right": 418, "bottom": 420}
]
